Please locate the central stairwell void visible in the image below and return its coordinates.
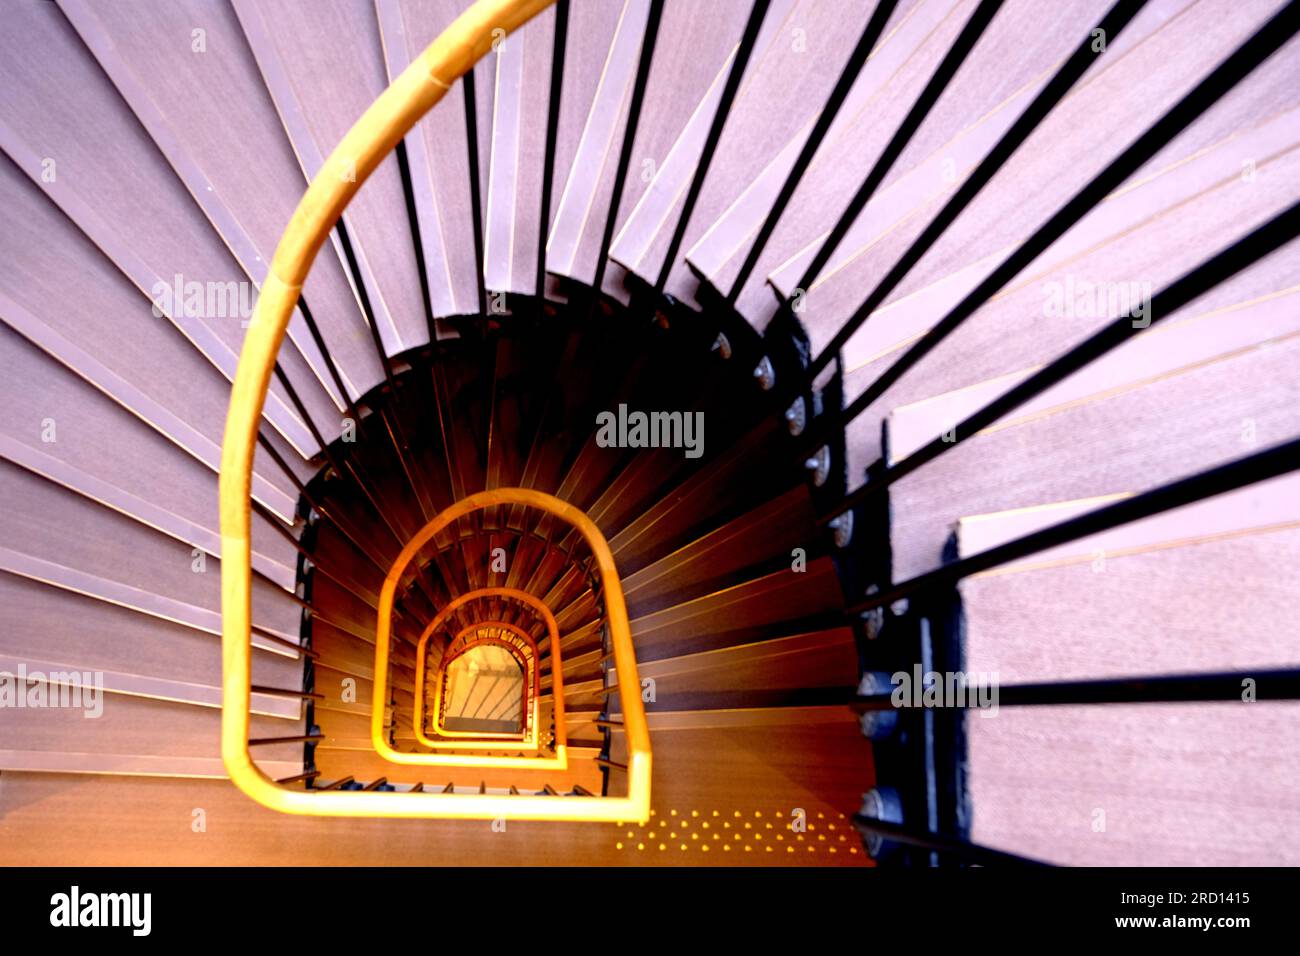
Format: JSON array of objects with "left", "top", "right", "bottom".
[{"left": 216, "top": 0, "right": 865, "bottom": 827}]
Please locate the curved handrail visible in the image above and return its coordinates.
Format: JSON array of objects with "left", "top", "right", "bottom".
[
  {"left": 220, "top": 0, "right": 651, "bottom": 821},
  {"left": 433, "top": 632, "right": 533, "bottom": 741},
  {"left": 444, "top": 624, "right": 537, "bottom": 661},
  {"left": 370, "top": 489, "right": 649, "bottom": 784},
  {"left": 410, "top": 586, "right": 565, "bottom": 753},
  {"left": 430, "top": 623, "right": 539, "bottom": 743}
]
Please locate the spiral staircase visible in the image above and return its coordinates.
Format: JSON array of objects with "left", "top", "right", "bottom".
[{"left": 0, "top": 0, "right": 1298, "bottom": 867}]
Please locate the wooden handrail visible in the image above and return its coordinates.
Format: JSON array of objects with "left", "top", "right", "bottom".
[
  {"left": 428, "top": 629, "right": 535, "bottom": 749},
  {"left": 370, "top": 489, "right": 651, "bottom": 785},
  {"left": 221, "top": 0, "right": 652, "bottom": 821},
  {"left": 219, "top": 0, "right": 660, "bottom": 822},
  {"left": 410, "top": 587, "right": 565, "bottom": 755},
  {"left": 430, "top": 626, "right": 537, "bottom": 744}
]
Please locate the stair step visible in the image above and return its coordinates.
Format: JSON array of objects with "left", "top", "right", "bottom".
[
  {"left": 607, "top": 715, "right": 871, "bottom": 864},
  {"left": 59, "top": 0, "right": 383, "bottom": 406},
  {"left": 955, "top": 479, "right": 1300, "bottom": 864},
  {"left": 233, "top": 0, "right": 429, "bottom": 354},
  {"left": 542, "top": 0, "right": 649, "bottom": 295},
  {"left": 376, "top": 0, "right": 494, "bottom": 318},
  {"left": 0, "top": 328, "right": 298, "bottom": 590},
  {"left": 953, "top": 476, "right": 1300, "bottom": 677},
  {"left": 0, "top": 460, "right": 302, "bottom": 648},
  {"left": 0, "top": 694, "right": 303, "bottom": 780},
  {"left": 310, "top": 746, "right": 603, "bottom": 794},
  {"left": 760, "top": 0, "right": 1168, "bottom": 347},
  {"left": 608, "top": 417, "right": 793, "bottom": 573},
  {"left": 965, "top": 700, "right": 1300, "bottom": 865},
  {"left": 792, "top": 96, "right": 1300, "bottom": 387},
  {"left": 834, "top": 0, "right": 1296, "bottom": 441},
  {"left": 481, "top": 8, "right": 553, "bottom": 297},
  {"left": 311, "top": 622, "right": 415, "bottom": 686},
  {"left": 629, "top": 557, "right": 844, "bottom": 661},
  {"left": 0, "top": 577, "right": 300, "bottom": 718},
  {"left": 886, "top": 328, "right": 1300, "bottom": 580},
  {"left": 0, "top": 167, "right": 301, "bottom": 519},
  {"left": 0, "top": 773, "right": 654, "bottom": 864},
  {"left": 0, "top": 0, "right": 338, "bottom": 449},
  {"left": 617, "top": 627, "right": 857, "bottom": 704},
  {"left": 886, "top": 288, "right": 1300, "bottom": 467},
  {"left": 607, "top": 0, "right": 793, "bottom": 301},
  {"left": 844, "top": 121, "right": 1300, "bottom": 481},
  {"left": 684, "top": 0, "right": 936, "bottom": 320},
  {"left": 547, "top": 0, "right": 753, "bottom": 299},
  {"left": 621, "top": 484, "right": 817, "bottom": 616}
]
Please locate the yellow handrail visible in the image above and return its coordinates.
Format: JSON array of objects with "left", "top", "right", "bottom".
[
  {"left": 410, "top": 586, "right": 565, "bottom": 753},
  {"left": 220, "top": 0, "right": 650, "bottom": 821},
  {"left": 430, "top": 623, "right": 538, "bottom": 741},
  {"left": 371, "top": 490, "right": 650, "bottom": 780}
]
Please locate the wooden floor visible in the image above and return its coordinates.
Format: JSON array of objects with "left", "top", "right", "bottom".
[{"left": 0, "top": 716, "right": 872, "bottom": 867}]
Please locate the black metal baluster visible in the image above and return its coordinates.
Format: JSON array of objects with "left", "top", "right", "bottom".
[
  {"left": 653, "top": 0, "right": 773, "bottom": 297},
  {"left": 589, "top": 0, "right": 666, "bottom": 304},
  {"left": 294, "top": 296, "right": 358, "bottom": 417},
  {"left": 846, "top": 436, "right": 1300, "bottom": 614},
  {"left": 768, "top": 0, "right": 1004, "bottom": 326},
  {"left": 821, "top": 199, "right": 1300, "bottom": 523},
  {"left": 850, "top": 815, "right": 1052, "bottom": 866},
  {"left": 741, "top": 0, "right": 1147, "bottom": 435},
  {"left": 722, "top": 0, "right": 904, "bottom": 304},
  {"left": 463, "top": 69, "right": 488, "bottom": 317},
  {"left": 851, "top": 668, "right": 1300, "bottom": 709},
  {"left": 798, "top": 0, "right": 1298, "bottom": 455},
  {"left": 394, "top": 139, "right": 439, "bottom": 342},
  {"left": 535, "top": 0, "right": 570, "bottom": 314},
  {"left": 333, "top": 215, "right": 442, "bottom": 552},
  {"left": 287, "top": 297, "right": 433, "bottom": 544},
  {"left": 725, "top": 0, "right": 902, "bottom": 304}
]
